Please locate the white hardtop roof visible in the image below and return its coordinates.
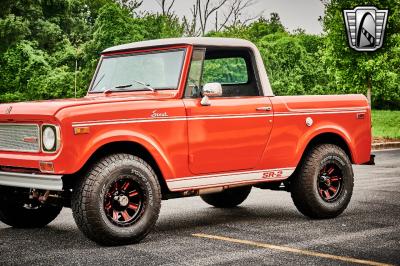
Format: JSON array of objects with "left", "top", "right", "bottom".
[
  {"left": 102, "top": 37, "right": 257, "bottom": 53},
  {"left": 101, "top": 37, "right": 274, "bottom": 96}
]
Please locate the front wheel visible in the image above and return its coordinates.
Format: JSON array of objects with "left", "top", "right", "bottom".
[
  {"left": 290, "top": 144, "right": 354, "bottom": 219},
  {"left": 0, "top": 187, "right": 62, "bottom": 228},
  {"left": 71, "top": 154, "right": 161, "bottom": 246}
]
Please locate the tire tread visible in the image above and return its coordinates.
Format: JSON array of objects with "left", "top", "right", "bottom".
[
  {"left": 71, "top": 153, "right": 161, "bottom": 245},
  {"left": 291, "top": 144, "right": 354, "bottom": 219}
]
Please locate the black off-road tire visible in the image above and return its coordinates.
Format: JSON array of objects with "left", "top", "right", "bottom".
[
  {"left": 291, "top": 144, "right": 354, "bottom": 219},
  {"left": 200, "top": 186, "right": 252, "bottom": 208},
  {"left": 0, "top": 187, "right": 62, "bottom": 228},
  {"left": 71, "top": 154, "right": 161, "bottom": 246}
]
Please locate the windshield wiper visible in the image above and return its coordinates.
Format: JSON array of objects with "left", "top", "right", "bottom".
[
  {"left": 104, "top": 80, "right": 155, "bottom": 94},
  {"left": 131, "top": 80, "right": 155, "bottom": 92}
]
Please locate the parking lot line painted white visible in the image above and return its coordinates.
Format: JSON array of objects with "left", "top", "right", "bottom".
[{"left": 192, "top": 233, "right": 393, "bottom": 266}]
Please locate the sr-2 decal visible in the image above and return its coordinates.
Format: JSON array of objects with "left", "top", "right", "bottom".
[{"left": 262, "top": 169, "right": 283, "bottom": 179}]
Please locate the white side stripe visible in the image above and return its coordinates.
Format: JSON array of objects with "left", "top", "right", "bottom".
[
  {"left": 166, "top": 167, "right": 296, "bottom": 191},
  {"left": 72, "top": 114, "right": 273, "bottom": 127},
  {"left": 73, "top": 117, "right": 186, "bottom": 127},
  {"left": 72, "top": 109, "right": 366, "bottom": 127},
  {"left": 274, "top": 110, "right": 366, "bottom": 116}
]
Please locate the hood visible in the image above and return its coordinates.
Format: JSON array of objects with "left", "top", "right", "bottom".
[{"left": 0, "top": 91, "right": 177, "bottom": 122}]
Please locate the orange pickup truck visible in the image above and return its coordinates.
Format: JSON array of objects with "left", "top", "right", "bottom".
[{"left": 0, "top": 37, "right": 373, "bottom": 245}]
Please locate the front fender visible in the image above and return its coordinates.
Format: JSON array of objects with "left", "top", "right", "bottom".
[{"left": 70, "top": 129, "right": 175, "bottom": 179}]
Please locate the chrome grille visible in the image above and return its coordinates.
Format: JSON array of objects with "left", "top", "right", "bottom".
[{"left": 0, "top": 124, "right": 40, "bottom": 152}]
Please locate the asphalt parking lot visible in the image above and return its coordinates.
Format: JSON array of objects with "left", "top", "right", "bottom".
[{"left": 1, "top": 149, "right": 399, "bottom": 265}]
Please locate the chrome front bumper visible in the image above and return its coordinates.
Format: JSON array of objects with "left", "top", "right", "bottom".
[{"left": 0, "top": 171, "right": 63, "bottom": 191}]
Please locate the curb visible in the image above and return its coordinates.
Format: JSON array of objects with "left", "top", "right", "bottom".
[{"left": 372, "top": 142, "right": 400, "bottom": 151}]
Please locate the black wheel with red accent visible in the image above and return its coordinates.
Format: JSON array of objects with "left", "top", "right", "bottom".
[
  {"left": 71, "top": 154, "right": 161, "bottom": 246},
  {"left": 103, "top": 178, "right": 145, "bottom": 227},
  {"left": 318, "top": 163, "right": 344, "bottom": 202},
  {"left": 290, "top": 144, "right": 354, "bottom": 219}
]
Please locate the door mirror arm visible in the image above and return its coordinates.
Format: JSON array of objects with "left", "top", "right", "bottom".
[{"left": 200, "top": 95, "right": 210, "bottom": 106}]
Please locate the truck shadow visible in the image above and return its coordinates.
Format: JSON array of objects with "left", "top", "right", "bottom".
[
  {"left": 0, "top": 204, "right": 302, "bottom": 250},
  {"left": 155, "top": 205, "right": 302, "bottom": 233}
]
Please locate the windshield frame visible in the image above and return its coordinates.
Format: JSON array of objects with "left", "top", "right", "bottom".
[{"left": 88, "top": 47, "right": 187, "bottom": 94}]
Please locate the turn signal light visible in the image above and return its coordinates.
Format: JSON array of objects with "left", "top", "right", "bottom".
[
  {"left": 39, "top": 161, "right": 54, "bottom": 173},
  {"left": 74, "top": 127, "right": 90, "bottom": 135}
]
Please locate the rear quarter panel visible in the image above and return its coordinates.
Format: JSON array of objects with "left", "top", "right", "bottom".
[{"left": 258, "top": 95, "right": 371, "bottom": 169}]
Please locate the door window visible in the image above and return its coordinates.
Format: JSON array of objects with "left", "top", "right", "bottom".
[
  {"left": 202, "top": 57, "right": 248, "bottom": 85},
  {"left": 185, "top": 48, "right": 261, "bottom": 98}
]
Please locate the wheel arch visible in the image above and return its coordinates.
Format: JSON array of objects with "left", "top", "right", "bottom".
[
  {"left": 65, "top": 139, "right": 172, "bottom": 196},
  {"left": 288, "top": 131, "right": 354, "bottom": 187},
  {"left": 301, "top": 132, "right": 353, "bottom": 163}
]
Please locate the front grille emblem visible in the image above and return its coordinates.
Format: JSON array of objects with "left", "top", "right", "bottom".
[{"left": 23, "top": 137, "right": 39, "bottom": 144}]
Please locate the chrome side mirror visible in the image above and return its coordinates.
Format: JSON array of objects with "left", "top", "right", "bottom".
[
  {"left": 202, "top": 82, "right": 222, "bottom": 97},
  {"left": 200, "top": 83, "right": 222, "bottom": 106}
]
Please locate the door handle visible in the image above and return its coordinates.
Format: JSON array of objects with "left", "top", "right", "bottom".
[{"left": 256, "top": 106, "right": 272, "bottom": 111}]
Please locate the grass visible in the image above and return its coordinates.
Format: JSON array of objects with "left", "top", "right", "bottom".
[{"left": 372, "top": 110, "right": 400, "bottom": 140}]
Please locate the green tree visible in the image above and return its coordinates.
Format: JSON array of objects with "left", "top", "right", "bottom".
[
  {"left": 0, "top": 41, "right": 50, "bottom": 101},
  {"left": 0, "top": 0, "right": 100, "bottom": 102},
  {"left": 138, "top": 14, "right": 184, "bottom": 40},
  {"left": 258, "top": 33, "right": 324, "bottom": 96}
]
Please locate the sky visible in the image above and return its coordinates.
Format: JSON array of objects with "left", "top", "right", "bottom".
[{"left": 138, "top": 0, "right": 325, "bottom": 34}]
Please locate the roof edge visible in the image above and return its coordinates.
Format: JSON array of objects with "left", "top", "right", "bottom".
[{"left": 102, "top": 37, "right": 257, "bottom": 53}]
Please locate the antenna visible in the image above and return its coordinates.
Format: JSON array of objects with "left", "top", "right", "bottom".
[{"left": 74, "top": 58, "right": 77, "bottom": 98}]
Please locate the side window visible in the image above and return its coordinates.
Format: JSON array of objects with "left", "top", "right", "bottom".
[
  {"left": 184, "top": 48, "right": 261, "bottom": 98},
  {"left": 202, "top": 50, "right": 260, "bottom": 97},
  {"left": 202, "top": 57, "right": 248, "bottom": 85}
]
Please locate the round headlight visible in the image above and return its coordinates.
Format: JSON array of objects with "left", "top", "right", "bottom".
[{"left": 43, "top": 126, "right": 56, "bottom": 151}]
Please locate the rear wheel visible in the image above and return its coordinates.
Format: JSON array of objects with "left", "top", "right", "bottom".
[
  {"left": 0, "top": 187, "right": 62, "bottom": 228},
  {"left": 200, "top": 186, "right": 252, "bottom": 208},
  {"left": 291, "top": 144, "right": 354, "bottom": 219},
  {"left": 71, "top": 154, "right": 161, "bottom": 246}
]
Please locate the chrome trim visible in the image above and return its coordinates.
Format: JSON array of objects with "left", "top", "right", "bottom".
[
  {"left": 256, "top": 106, "right": 272, "bottom": 111},
  {"left": 0, "top": 171, "right": 63, "bottom": 191},
  {"left": 202, "top": 83, "right": 223, "bottom": 97},
  {"left": 0, "top": 123, "right": 40, "bottom": 153},
  {"left": 41, "top": 124, "right": 61, "bottom": 153}
]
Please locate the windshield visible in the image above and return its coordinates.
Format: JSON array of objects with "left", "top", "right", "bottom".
[{"left": 90, "top": 49, "right": 186, "bottom": 92}]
